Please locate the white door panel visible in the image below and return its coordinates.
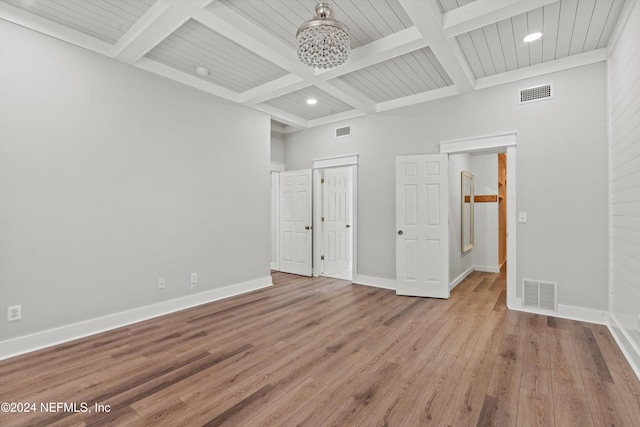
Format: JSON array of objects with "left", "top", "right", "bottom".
[
  {"left": 323, "top": 168, "right": 350, "bottom": 275},
  {"left": 396, "top": 155, "right": 449, "bottom": 298},
  {"left": 280, "top": 170, "right": 312, "bottom": 276}
]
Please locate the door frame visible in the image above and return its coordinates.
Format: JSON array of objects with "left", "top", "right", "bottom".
[
  {"left": 312, "top": 154, "right": 358, "bottom": 279},
  {"left": 270, "top": 162, "right": 285, "bottom": 271},
  {"left": 439, "top": 132, "right": 517, "bottom": 309}
]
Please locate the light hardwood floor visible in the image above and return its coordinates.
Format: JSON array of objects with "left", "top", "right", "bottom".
[{"left": 1, "top": 270, "right": 639, "bottom": 426}]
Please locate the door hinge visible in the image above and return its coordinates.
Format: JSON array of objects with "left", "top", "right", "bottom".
[
  {"left": 321, "top": 255, "right": 325, "bottom": 260},
  {"left": 321, "top": 178, "right": 325, "bottom": 184}
]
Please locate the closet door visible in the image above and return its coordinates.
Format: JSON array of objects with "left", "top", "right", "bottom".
[
  {"left": 396, "top": 154, "right": 449, "bottom": 298},
  {"left": 280, "top": 170, "right": 312, "bottom": 276}
]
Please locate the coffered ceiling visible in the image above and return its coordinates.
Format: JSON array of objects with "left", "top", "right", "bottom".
[{"left": 0, "top": 0, "right": 628, "bottom": 132}]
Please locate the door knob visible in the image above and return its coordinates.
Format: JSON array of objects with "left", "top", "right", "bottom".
[
  {"left": 346, "top": 224, "right": 351, "bottom": 228},
  {"left": 398, "top": 230, "right": 403, "bottom": 235},
  {"left": 305, "top": 226, "right": 310, "bottom": 230}
]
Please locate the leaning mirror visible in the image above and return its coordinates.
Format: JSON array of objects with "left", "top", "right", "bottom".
[{"left": 461, "top": 171, "right": 474, "bottom": 252}]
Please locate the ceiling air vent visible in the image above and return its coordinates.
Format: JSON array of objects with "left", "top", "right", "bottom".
[
  {"left": 519, "top": 84, "right": 552, "bottom": 104},
  {"left": 523, "top": 279, "right": 557, "bottom": 311},
  {"left": 335, "top": 126, "right": 351, "bottom": 138}
]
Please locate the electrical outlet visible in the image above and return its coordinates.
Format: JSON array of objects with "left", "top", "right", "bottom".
[
  {"left": 518, "top": 212, "right": 528, "bottom": 223},
  {"left": 7, "top": 305, "right": 21, "bottom": 322},
  {"left": 158, "top": 277, "right": 166, "bottom": 289}
]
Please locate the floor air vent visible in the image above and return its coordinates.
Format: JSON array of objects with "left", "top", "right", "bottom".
[
  {"left": 523, "top": 279, "right": 557, "bottom": 311},
  {"left": 335, "top": 126, "right": 351, "bottom": 138},
  {"left": 519, "top": 84, "right": 552, "bottom": 104}
]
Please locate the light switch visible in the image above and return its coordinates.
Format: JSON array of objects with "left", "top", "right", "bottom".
[{"left": 518, "top": 212, "right": 527, "bottom": 223}]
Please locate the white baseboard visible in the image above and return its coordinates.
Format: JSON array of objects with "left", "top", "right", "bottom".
[
  {"left": 450, "top": 266, "right": 474, "bottom": 291},
  {"left": 353, "top": 275, "right": 396, "bottom": 290},
  {"left": 509, "top": 297, "right": 608, "bottom": 325},
  {"left": 608, "top": 313, "right": 640, "bottom": 381},
  {"left": 0, "top": 276, "right": 272, "bottom": 360},
  {"left": 474, "top": 265, "right": 500, "bottom": 273}
]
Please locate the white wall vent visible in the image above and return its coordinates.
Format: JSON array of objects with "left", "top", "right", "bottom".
[
  {"left": 522, "top": 279, "right": 557, "bottom": 311},
  {"left": 335, "top": 126, "right": 351, "bottom": 138},
  {"left": 519, "top": 84, "right": 552, "bottom": 104}
]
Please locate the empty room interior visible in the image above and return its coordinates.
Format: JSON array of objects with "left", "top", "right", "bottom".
[{"left": 1, "top": 0, "right": 640, "bottom": 425}]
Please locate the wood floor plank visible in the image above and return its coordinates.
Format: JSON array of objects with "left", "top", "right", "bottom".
[
  {"left": 1, "top": 268, "right": 639, "bottom": 426},
  {"left": 485, "top": 331, "right": 523, "bottom": 424},
  {"left": 549, "top": 327, "right": 595, "bottom": 426}
]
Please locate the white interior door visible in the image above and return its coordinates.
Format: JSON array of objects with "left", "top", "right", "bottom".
[
  {"left": 322, "top": 168, "right": 350, "bottom": 275},
  {"left": 280, "top": 169, "right": 312, "bottom": 276},
  {"left": 396, "top": 154, "right": 449, "bottom": 298}
]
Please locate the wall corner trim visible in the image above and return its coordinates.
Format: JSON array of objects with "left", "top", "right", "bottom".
[
  {"left": 608, "top": 314, "right": 640, "bottom": 381},
  {"left": 450, "top": 266, "right": 474, "bottom": 291},
  {"left": 0, "top": 276, "right": 273, "bottom": 360}
]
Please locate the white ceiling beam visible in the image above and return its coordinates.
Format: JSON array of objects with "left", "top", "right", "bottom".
[
  {"left": 307, "top": 110, "right": 367, "bottom": 129},
  {"left": 134, "top": 57, "right": 240, "bottom": 102},
  {"left": 317, "top": 26, "right": 428, "bottom": 80},
  {"left": 399, "top": 0, "right": 475, "bottom": 93},
  {"left": 251, "top": 104, "right": 310, "bottom": 129},
  {"left": 0, "top": 1, "right": 113, "bottom": 56},
  {"left": 191, "top": 2, "right": 375, "bottom": 113},
  {"left": 114, "top": 1, "right": 189, "bottom": 64},
  {"left": 442, "top": 0, "right": 559, "bottom": 38},
  {"left": 376, "top": 86, "right": 461, "bottom": 112},
  {"left": 177, "top": 1, "right": 314, "bottom": 78},
  {"left": 475, "top": 48, "right": 608, "bottom": 90},
  {"left": 315, "top": 80, "right": 377, "bottom": 114},
  {"left": 240, "top": 74, "right": 308, "bottom": 106}
]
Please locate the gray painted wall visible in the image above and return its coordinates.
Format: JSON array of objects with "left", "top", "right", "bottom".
[
  {"left": 448, "top": 153, "right": 473, "bottom": 282},
  {"left": 0, "top": 22, "right": 271, "bottom": 341},
  {"left": 285, "top": 62, "right": 609, "bottom": 311},
  {"left": 271, "top": 130, "right": 286, "bottom": 164},
  {"left": 472, "top": 153, "right": 499, "bottom": 272}
]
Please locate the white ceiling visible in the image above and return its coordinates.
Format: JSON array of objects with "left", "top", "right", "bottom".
[{"left": 0, "top": 0, "right": 628, "bottom": 132}]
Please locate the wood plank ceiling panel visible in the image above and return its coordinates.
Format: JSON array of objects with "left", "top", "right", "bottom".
[
  {"left": 542, "top": 1, "right": 561, "bottom": 63},
  {"left": 455, "top": 0, "right": 626, "bottom": 79},
  {"left": 1, "top": 0, "right": 155, "bottom": 43},
  {"left": 338, "top": 47, "right": 453, "bottom": 103},
  {"left": 469, "top": 27, "right": 496, "bottom": 76},
  {"left": 526, "top": 6, "right": 544, "bottom": 66},
  {"left": 263, "top": 87, "right": 354, "bottom": 121},
  {"left": 596, "top": 0, "right": 626, "bottom": 49},
  {"left": 570, "top": 0, "right": 597, "bottom": 56},
  {"left": 435, "top": 0, "right": 475, "bottom": 14},
  {"left": 511, "top": 13, "right": 531, "bottom": 69},
  {"left": 584, "top": 0, "right": 614, "bottom": 51},
  {"left": 218, "top": 0, "right": 413, "bottom": 50},
  {"left": 496, "top": 19, "right": 518, "bottom": 72},
  {"left": 145, "top": 19, "right": 288, "bottom": 93},
  {"left": 456, "top": 32, "right": 486, "bottom": 78},
  {"left": 483, "top": 23, "right": 507, "bottom": 74}
]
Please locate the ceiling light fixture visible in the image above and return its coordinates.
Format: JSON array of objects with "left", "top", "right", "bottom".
[
  {"left": 296, "top": 3, "right": 350, "bottom": 69},
  {"left": 306, "top": 98, "right": 318, "bottom": 105},
  {"left": 523, "top": 32, "right": 543, "bottom": 43},
  {"left": 195, "top": 66, "right": 209, "bottom": 76}
]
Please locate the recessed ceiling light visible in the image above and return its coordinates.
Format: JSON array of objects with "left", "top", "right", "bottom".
[
  {"left": 195, "top": 66, "right": 209, "bottom": 76},
  {"left": 306, "top": 98, "right": 318, "bottom": 105},
  {"left": 523, "top": 32, "right": 543, "bottom": 43}
]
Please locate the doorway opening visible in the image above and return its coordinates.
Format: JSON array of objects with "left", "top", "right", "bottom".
[
  {"left": 317, "top": 167, "right": 353, "bottom": 280},
  {"left": 440, "top": 133, "right": 517, "bottom": 309},
  {"left": 312, "top": 154, "right": 359, "bottom": 281}
]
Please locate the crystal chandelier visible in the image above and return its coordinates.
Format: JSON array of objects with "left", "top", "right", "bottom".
[{"left": 296, "top": 3, "right": 350, "bottom": 69}]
